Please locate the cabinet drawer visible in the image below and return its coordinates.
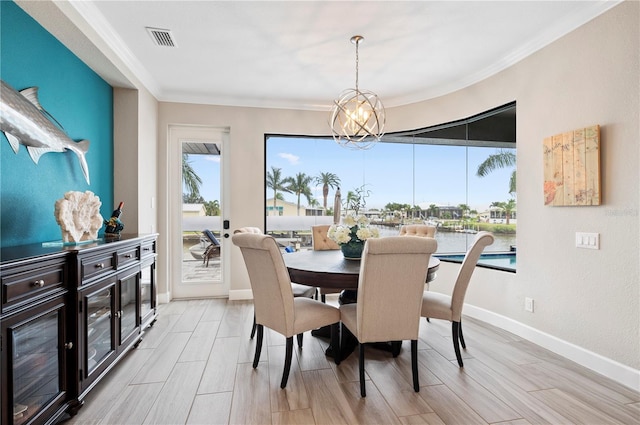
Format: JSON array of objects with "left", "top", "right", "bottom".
[
  {"left": 81, "top": 253, "right": 115, "bottom": 282},
  {"left": 2, "top": 261, "right": 66, "bottom": 310},
  {"left": 140, "top": 240, "right": 156, "bottom": 258},
  {"left": 117, "top": 246, "right": 139, "bottom": 268}
]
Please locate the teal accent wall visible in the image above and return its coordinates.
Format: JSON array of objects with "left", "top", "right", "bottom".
[{"left": 1, "top": 1, "right": 113, "bottom": 247}]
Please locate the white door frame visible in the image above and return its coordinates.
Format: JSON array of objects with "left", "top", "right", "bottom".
[{"left": 168, "top": 125, "right": 230, "bottom": 298}]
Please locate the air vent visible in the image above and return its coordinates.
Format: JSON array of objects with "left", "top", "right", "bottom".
[{"left": 146, "top": 27, "right": 176, "bottom": 47}]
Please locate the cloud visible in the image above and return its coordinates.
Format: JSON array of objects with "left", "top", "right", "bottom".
[
  {"left": 205, "top": 156, "right": 221, "bottom": 163},
  {"left": 279, "top": 152, "right": 299, "bottom": 164}
]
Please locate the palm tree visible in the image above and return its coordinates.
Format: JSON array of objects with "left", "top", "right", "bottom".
[
  {"left": 491, "top": 199, "right": 517, "bottom": 225},
  {"left": 204, "top": 200, "right": 220, "bottom": 216},
  {"left": 284, "top": 172, "right": 314, "bottom": 215},
  {"left": 458, "top": 204, "right": 470, "bottom": 219},
  {"left": 477, "top": 150, "right": 516, "bottom": 195},
  {"left": 266, "top": 166, "right": 292, "bottom": 211},
  {"left": 314, "top": 172, "right": 341, "bottom": 214},
  {"left": 182, "top": 154, "right": 202, "bottom": 198}
]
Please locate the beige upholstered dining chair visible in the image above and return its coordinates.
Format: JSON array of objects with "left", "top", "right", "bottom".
[
  {"left": 339, "top": 236, "right": 438, "bottom": 397},
  {"left": 232, "top": 232, "right": 341, "bottom": 388},
  {"left": 311, "top": 224, "right": 342, "bottom": 302},
  {"left": 233, "top": 226, "right": 263, "bottom": 235},
  {"left": 399, "top": 224, "right": 436, "bottom": 238},
  {"left": 399, "top": 224, "right": 437, "bottom": 295},
  {"left": 421, "top": 231, "right": 494, "bottom": 367},
  {"left": 234, "top": 227, "right": 317, "bottom": 340},
  {"left": 311, "top": 224, "right": 341, "bottom": 250}
]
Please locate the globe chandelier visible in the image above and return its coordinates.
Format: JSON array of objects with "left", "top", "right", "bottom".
[{"left": 329, "top": 35, "right": 386, "bottom": 150}]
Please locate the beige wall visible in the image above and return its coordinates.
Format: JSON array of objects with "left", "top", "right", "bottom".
[
  {"left": 151, "top": 2, "right": 638, "bottom": 384},
  {"left": 390, "top": 1, "right": 639, "bottom": 375},
  {"left": 113, "top": 86, "right": 158, "bottom": 236}
]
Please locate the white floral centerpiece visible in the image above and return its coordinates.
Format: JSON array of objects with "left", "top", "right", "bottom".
[{"left": 328, "top": 212, "right": 380, "bottom": 259}]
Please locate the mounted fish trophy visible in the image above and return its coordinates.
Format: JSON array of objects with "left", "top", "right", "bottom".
[{"left": 0, "top": 79, "right": 91, "bottom": 184}]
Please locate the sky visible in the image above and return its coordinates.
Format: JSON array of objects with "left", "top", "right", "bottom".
[
  {"left": 185, "top": 136, "right": 516, "bottom": 213},
  {"left": 184, "top": 153, "right": 220, "bottom": 201}
]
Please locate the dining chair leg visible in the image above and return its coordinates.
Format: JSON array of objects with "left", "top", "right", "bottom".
[
  {"left": 253, "top": 325, "right": 264, "bottom": 368},
  {"left": 330, "top": 322, "right": 340, "bottom": 365},
  {"left": 281, "top": 337, "right": 294, "bottom": 389},
  {"left": 250, "top": 314, "right": 257, "bottom": 339},
  {"left": 296, "top": 333, "right": 303, "bottom": 348},
  {"left": 339, "top": 322, "right": 347, "bottom": 358},
  {"left": 411, "top": 339, "right": 419, "bottom": 392},
  {"left": 359, "top": 343, "right": 366, "bottom": 397},
  {"left": 458, "top": 321, "right": 466, "bottom": 349},
  {"left": 452, "top": 321, "right": 464, "bottom": 367},
  {"left": 391, "top": 341, "right": 402, "bottom": 357}
]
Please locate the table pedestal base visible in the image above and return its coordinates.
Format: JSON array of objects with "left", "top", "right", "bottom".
[{"left": 313, "top": 289, "right": 403, "bottom": 360}]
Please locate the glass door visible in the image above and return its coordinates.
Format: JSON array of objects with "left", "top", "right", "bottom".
[
  {"left": 9, "top": 303, "right": 65, "bottom": 425},
  {"left": 118, "top": 269, "right": 138, "bottom": 345},
  {"left": 169, "top": 125, "right": 229, "bottom": 298},
  {"left": 85, "top": 284, "right": 115, "bottom": 375},
  {"left": 139, "top": 258, "right": 155, "bottom": 326}
]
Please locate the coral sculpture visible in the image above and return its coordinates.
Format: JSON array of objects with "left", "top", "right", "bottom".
[{"left": 54, "top": 191, "right": 103, "bottom": 243}]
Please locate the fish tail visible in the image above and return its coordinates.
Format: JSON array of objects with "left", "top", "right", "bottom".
[
  {"left": 73, "top": 139, "right": 91, "bottom": 184},
  {"left": 75, "top": 139, "right": 90, "bottom": 154}
]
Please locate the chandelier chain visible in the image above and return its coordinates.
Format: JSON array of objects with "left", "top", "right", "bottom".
[{"left": 355, "top": 39, "right": 359, "bottom": 92}]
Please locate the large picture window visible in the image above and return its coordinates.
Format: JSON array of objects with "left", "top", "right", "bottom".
[{"left": 265, "top": 103, "right": 516, "bottom": 270}]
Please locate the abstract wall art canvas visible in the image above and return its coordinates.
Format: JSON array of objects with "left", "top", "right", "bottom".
[{"left": 543, "top": 125, "right": 600, "bottom": 206}]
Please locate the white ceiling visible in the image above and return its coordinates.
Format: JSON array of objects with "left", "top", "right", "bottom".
[{"left": 17, "top": 1, "right": 619, "bottom": 111}]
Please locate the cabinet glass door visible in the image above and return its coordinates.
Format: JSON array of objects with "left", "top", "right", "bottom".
[
  {"left": 140, "top": 261, "right": 154, "bottom": 324},
  {"left": 86, "top": 286, "right": 114, "bottom": 374},
  {"left": 11, "top": 309, "right": 62, "bottom": 425},
  {"left": 119, "top": 270, "right": 138, "bottom": 343}
]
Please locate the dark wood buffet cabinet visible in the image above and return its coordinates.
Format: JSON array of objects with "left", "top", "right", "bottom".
[{"left": 1, "top": 234, "right": 158, "bottom": 425}]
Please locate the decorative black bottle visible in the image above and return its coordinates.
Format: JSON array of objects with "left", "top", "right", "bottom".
[{"left": 104, "top": 201, "right": 125, "bottom": 238}]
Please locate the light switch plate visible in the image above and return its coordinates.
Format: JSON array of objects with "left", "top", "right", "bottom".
[{"left": 576, "top": 232, "right": 599, "bottom": 249}]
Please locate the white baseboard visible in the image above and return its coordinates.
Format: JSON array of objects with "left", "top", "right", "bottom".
[
  {"left": 157, "top": 292, "right": 170, "bottom": 305},
  {"left": 229, "top": 289, "right": 253, "bottom": 300},
  {"left": 464, "top": 304, "right": 640, "bottom": 392}
]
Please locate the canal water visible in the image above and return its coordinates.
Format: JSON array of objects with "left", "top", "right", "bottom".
[{"left": 374, "top": 225, "right": 515, "bottom": 253}]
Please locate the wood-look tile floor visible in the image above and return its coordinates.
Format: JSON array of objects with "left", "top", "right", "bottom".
[{"left": 63, "top": 298, "right": 640, "bottom": 425}]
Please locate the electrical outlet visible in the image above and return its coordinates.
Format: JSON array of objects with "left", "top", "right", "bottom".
[{"left": 525, "top": 297, "right": 534, "bottom": 312}]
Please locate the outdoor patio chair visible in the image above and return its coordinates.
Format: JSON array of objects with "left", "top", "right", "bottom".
[
  {"left": 202, "top": 229, "right": 221, "bottom": 267},
  {"left": 421, "top": 231, "right": 494, "bottom": 367}
]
